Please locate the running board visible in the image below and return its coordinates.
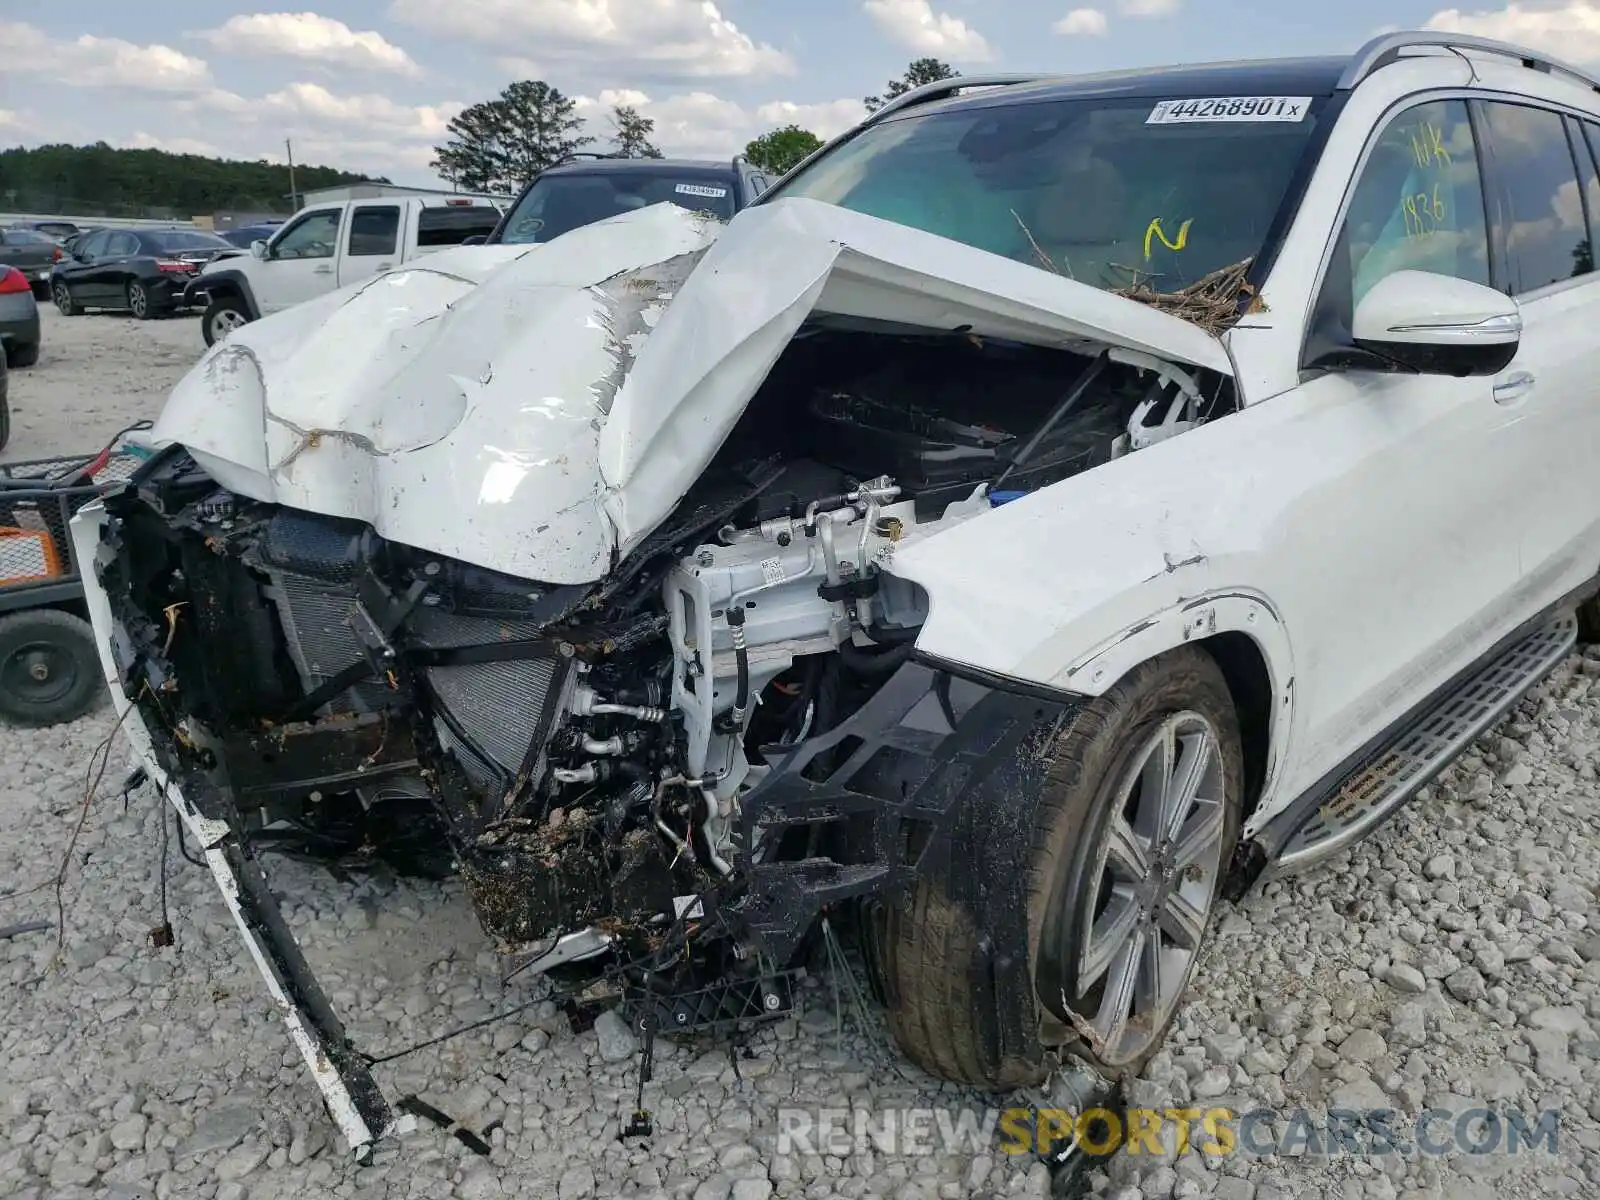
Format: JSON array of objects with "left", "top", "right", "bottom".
[{"left": 1271, "top": 612, "right": 1577, "bottom": 875}]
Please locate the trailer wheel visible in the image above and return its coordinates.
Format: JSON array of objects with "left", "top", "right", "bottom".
[{"left": 0, "top": 610, "right": 106, "bottom": 727}]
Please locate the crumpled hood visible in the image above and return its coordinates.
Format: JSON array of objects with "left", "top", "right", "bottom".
[{"left": 151, "top": 198, "right": 1233, "bottom": 584}]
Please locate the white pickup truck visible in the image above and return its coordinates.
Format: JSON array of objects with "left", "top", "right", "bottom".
[{"left": 185, "top": 195, "right": 504, "bottom": 345}]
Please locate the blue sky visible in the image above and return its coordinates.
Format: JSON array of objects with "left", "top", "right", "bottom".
[{"left": 2, "top": 1, "right": 1596, "bottom": 185}]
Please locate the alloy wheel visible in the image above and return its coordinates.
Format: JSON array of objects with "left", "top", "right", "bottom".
[
  {"left": 128, "top": 283, "right": 148, "bottom": 318},
  {"left": 53, "top": 283, "right": 73, "bottom": 315},
  {"left": 1073, "top": 710, "right": 1228, "bottom": 1066},
  {"left": 210, "top": 308, "right": 247, "bottom": 342}
]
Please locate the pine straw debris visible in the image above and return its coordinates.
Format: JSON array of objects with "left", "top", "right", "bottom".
[{"left": 1112, "top": 257, "right": 1259, "bottom": 336}]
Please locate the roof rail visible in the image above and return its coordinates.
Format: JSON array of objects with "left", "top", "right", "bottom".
[
  {"left": 862, "top": 73, "right": 1052, "bottom": 126},
  {"left": 1339, "top": 30, "right": 1600, "bottom": 94}
]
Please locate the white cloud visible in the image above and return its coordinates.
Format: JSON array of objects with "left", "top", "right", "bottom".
[
  {"left": 387, "top": 0, "right": 793, "bottom": 79},
  {"left": 194, "top": 12, "right": 421, "bottom": 76},
  {"left": 1054, "top": 8, "right": 1110, "bottom": 35},
  {"left": 862, "top": 0, "right": 995, "bottom": 61},
  {"left": 754, "top": 99, "right": 866, "bottom": 140},
  {"left": 573, "top": 89, "right": 864, "bottom": 158},
  {"left": 1425, "top": 2, "right": 1600, "bottom": 62},
  {"left": 0, "top": 21, "right": 211, "bottom": 91},
  {"left": 1118, "top": 0, "right": 1181, "bottom": 15}
]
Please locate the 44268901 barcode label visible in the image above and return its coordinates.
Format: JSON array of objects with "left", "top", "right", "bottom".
[{"left": 1146, "top": 96, "right": 1312, "bottom": 124}]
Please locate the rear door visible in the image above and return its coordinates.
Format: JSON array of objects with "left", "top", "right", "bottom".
[
  {"left": 98, "top": 231, "right": 142, "bottom": 302},
  {"left": 1471, "top": 100, "right": 1600, "bottom": 612},
  {"left": 337, "top": 204, "right": 401, "bottom": 288}
]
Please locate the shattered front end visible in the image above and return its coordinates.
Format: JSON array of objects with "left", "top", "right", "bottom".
[{"left": 72, "top": 199, "right": 1239, "bottom": 1151}]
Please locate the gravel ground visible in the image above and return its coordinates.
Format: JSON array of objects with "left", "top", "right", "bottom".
[{"left": 2, "top": 307, "right": 1598, "bottom": 1200}]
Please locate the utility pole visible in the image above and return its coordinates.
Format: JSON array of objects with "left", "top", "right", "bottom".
[{"left": 285, "top": 138, "right": 298, "bottom": 211}]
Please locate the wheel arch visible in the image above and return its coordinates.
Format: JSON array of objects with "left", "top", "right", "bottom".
[
  {"left": 1052, "top": 589, "right": 1295, "bottom": 836},
  {"left": 192, "top": 270, "right": 261, "bottom": 320}
]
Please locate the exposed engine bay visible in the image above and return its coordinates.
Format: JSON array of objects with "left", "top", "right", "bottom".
[{"left": 89, "top": 319, "right": 1234, "bottom": 1148}]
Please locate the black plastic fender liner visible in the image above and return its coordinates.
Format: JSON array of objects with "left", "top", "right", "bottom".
[
  {"left": 735, "top": 659, "right": 1083, "bottom": 1072},
  {"left": 182, "top": 268, "right": 262, "bottom": 319}
]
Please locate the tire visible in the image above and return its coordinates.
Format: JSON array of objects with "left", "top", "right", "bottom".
[
  {"left": 1579, "top": 596, "right": 1600, "bottom": 644},
  {"left": 202, "top": 296, "right": 252, "bottom": 347},
  {"left": 0, "top": 610, "right": 106, "bottom": 727},
  {"left": 127, "top": 280, "right": 152, "bottom": 320},
  {"left": 878, "top": 647, "right": 1243, "bottom": 1086},
  {"left": 53, "top": 281, "right": 80, "bottom": 316},
  {"left": 8, "top": 342, "right": 39, "bottom": 368}
]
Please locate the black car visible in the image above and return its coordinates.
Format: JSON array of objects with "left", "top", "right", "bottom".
[
  {"left": 8, "top": 220, "right": 80, "bottom": 241},
  {"left": 51, "top": 227, "right": 237, "bottom": 319},
  {"left": 483, "top": 154, "right": 771, "bottom": 246}
]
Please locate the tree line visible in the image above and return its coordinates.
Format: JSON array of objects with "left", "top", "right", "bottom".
[
  {"left": 0, "top": 143, "right": 380, "bottom": 218},
  {"left": 433, "top": 58, "right": 962, "bottom": 193}
]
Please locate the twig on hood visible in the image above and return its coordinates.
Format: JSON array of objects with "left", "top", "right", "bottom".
[
  {"left": 1012, "top": 211, "right": 1065, "bottom": 277},
  {"left": 1112, "top": 257, "right": 1257, "bottom": 336}
]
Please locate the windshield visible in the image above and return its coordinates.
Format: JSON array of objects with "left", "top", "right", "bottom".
[
  {"left": 150, "top": 231, "right": 233, "bottom": 252},
  {"left": 768, "top": 94, "right": 1328, "bottom": 292},
  {"left": 497, "top": 169, "right": 738, "bottom": 244}
]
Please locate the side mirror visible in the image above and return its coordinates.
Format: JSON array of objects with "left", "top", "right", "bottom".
[
  {"left": 1351, "top": 270, "right": 1520, "bottom": 377},
  {"left": 250, "top": 239, "right": 269, "bottom": 260},
  {"left": 460, "top": 235, "right": 487, "bottom": 246}
]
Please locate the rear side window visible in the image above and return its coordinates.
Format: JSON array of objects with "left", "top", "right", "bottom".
[
  {"left": 349, "top": 206, "right": 401, "bottom": 256},
  {"left": 1479, "top": 101, "right": 1591, "bottom": 293},
  {"left": 1340, "top": 99, "right": 1490, "bottom": 306},
  {"left": 416, "top": 206, "right": 501, "bottom": 247}
]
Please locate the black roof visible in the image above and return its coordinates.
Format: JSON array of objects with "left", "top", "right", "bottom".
[
  {"left": 898, "top": 56, "right": 1350, "bottom": 119},
  {"left": 540, "top": 156, "right": 741, "bottom": 176}
]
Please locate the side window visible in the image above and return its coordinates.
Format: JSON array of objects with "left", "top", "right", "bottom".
[
  {"left": 107, "top": 232, "right": 139, "bottom": 257},
  {"left": 272, "top": 209, "right": 341, "bottom": 260},
  {"left": 1479, "top": 102, "right": 1590, "bottom": 293},
  {"left": 79, "top": 232, "right": 110, "bottom": 258},
  {"left": 1568, "top": 119, "right": 1600, "bottom": 275},
  {"left": 1342, "top": 99, "right": 1490, "bottom": 307},
  {"left": 348, "top": 206, "right": 400, "bottom": 256},
  {"left": 416, "top": 206, "right": 502, "bottom": 247}
]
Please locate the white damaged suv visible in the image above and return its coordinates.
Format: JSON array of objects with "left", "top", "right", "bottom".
[{"left": 73, "top": 31, "right": 1600, "bottom": 1153}]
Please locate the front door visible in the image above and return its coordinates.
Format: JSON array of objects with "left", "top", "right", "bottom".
[
  {"left": 256, "top": 207, "right": 343, "bottom": 314},
  {"left": 1271, "top": 97, "right": 1529, "bottom": 791}
]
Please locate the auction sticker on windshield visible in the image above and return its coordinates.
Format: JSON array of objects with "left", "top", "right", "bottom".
[
  {"left": 676, "top": 183, "right": 729, "bottom": 198},
  {"left": 1147, "top": 97, "right": 1311, "bottom": 124}
]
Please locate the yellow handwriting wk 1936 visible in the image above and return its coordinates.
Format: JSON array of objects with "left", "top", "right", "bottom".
[
  {"left": 1411, "top": 122, "right": 1453, "bottom": 169},
  {"left": 1144, "top": 217, "right": 1194, "bottom": 260}
]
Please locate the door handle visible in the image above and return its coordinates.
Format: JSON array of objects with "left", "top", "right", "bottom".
[
  {"left": 376, "top": 262, "right": 393, "bottom": 271},
  {"left": 1492, "top": 371, "right": 1535, "bottom": 404},
  {"left": 313, "top": 264, "right": 334, "bottom": 274}
]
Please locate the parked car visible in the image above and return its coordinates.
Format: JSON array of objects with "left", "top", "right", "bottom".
[
  {"left": 0, "top": 341, "right": 7, "bottom": 450},
  {"left": 483, "top": 153, "right": 770, "bottom": 248},
  {"left": 217, "top": 222, "right": 285, "bottom": 249},
  {"left": 7, "top": 219, "right": 80, "bottom": 241},
  {"left": 71, "top": 30, "right": 1600, "bottom": 1156},
  {"left": 51, "top": 228, "right": 236, "bottom": 320},
  {"left": 185, "top": 196, "right": 505, "bottom": 346},
  {"left": 0, "top": 266, "right": 41, "bottom": 370},
  {"left": 0, "top": 228, "right": 63, "bottom": 298}
]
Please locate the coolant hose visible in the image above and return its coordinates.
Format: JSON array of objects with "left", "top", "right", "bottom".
[{"left": 727, "top": 607, "right": 750, "bottom": 724}]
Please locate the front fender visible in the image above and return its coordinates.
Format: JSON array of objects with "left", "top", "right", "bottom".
[{"left": 186, "top": 268, "right": 261, "bottom": 318}]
